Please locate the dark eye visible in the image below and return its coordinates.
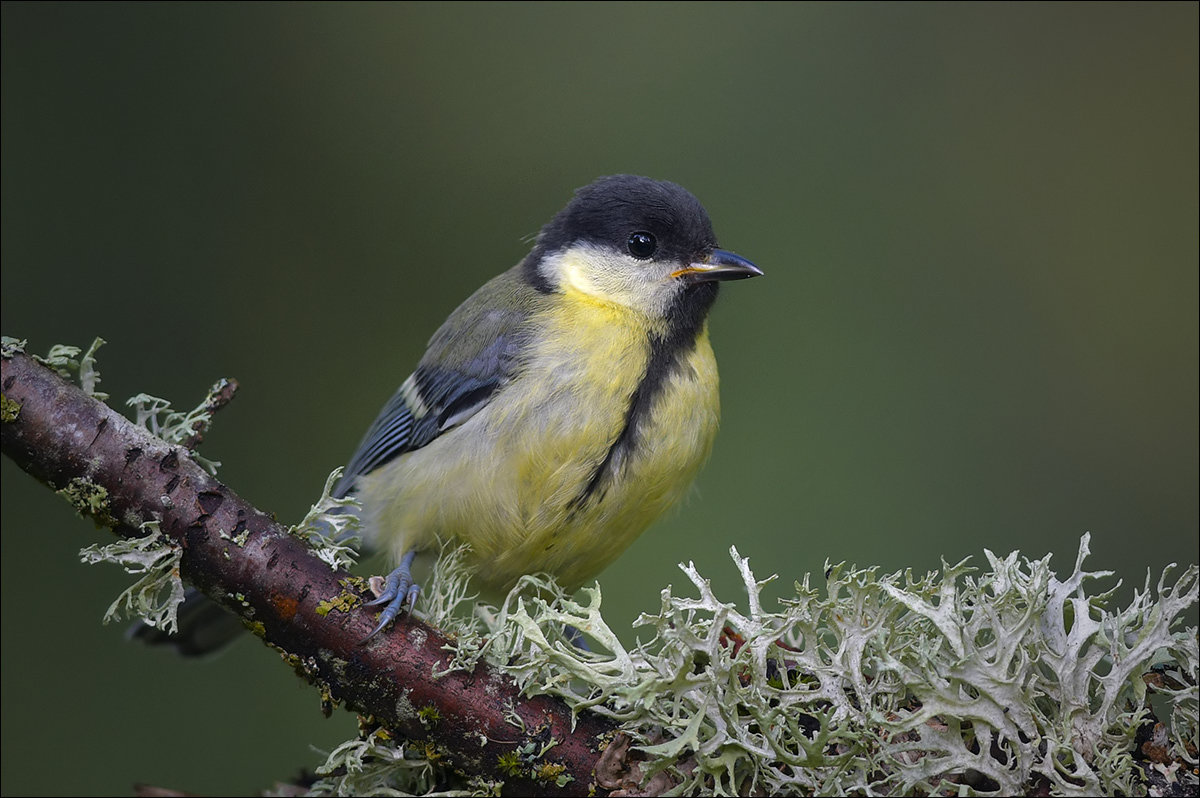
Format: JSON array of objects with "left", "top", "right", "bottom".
[{"left": 626, "top": 231, "right": 657, "bottom": 259}]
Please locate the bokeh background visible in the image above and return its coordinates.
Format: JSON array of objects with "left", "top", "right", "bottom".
[{"left": 2, "top": 3, "right": 1196, "bottom": 795}]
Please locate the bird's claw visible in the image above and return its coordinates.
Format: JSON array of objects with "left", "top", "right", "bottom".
[{"left": 360, "top": 551, "right": 420, "bottom": 642}]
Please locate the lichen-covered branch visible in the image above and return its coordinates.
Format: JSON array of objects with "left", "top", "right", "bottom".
[
  {"left": 0, "top": 348, "right": 620, "bottom": 797},
  {"left": 4, "top": 340, "right": 1198, "bottom": 797}
]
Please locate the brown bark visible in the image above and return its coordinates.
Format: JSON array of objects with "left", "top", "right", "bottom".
[{"left": 1, "top": 349, "right": 621, "bottom": 796}]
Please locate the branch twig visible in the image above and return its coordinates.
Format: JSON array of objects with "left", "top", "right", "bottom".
[{"left": 0, "top": 350, "right": 620, "bottom": 796}]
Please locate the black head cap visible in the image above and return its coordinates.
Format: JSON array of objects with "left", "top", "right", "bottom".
[{"left": 528, "top": 175, "right": 719, "bottom": 271}]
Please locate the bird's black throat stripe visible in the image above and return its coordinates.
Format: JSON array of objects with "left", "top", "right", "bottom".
[{"left": 569, "top": 281, "right": 720, "bottom": 512}]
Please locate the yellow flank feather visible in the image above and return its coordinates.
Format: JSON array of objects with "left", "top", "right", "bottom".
[{"left": 357, "top": 275, "right": 720, "bottom": 597}]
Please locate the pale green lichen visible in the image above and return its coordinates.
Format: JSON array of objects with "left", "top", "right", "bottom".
[
  {"left": 219, "top": 528, "right": 251, "bottom": 547},
  {"left": 309, "top": 730, "right": 441, "bottom": 797},
  {"left": 495, "top": 750, "right": 523, "bottom": 778},
  {"left": 316, "top": 581, "right": 364, "bottom": 617},
  {"left": 1, "top": 335, "right": 27, "bottom": 357},
  {"left": 1, "top": 392, "right": 21, "bottom": 422},
  {"left": 308, "top": 534, "right": 1198, "bottom": 797},
  {"left": 24, "top": 336, "right": 109, "bottom": 400},
  {"left": 33, "top": 341, "right": 86, "bottom": 378},
  {"left": 127, "top": 392, "right": 203, "bottom": 443},
  {"left": 78, "top": 521, "right": 185, "bottom": 634},
  {"left": 125, "top": 390, "right": 223, "bottom": 474},
  {"left": 13, "top": 337, "right": 227, "bottom": 473},
  {"left": 78, "top": 337, "right": 109, "bottom": 400},
  {"left": 17, "top": 338, "right": 1194, "bottom": 794},
  {"left": 56, "top": 477, "right": 117, "bottom": 527},
  {"left": 13, "top": 338, "right": 222, "bottom": 637},
  {"left": 416, "top": 705, "right": 441, "bottom": 729},
  {"left": 290, "top": 467, "right": 363, "bottom": 572},
  {"left": 1, "top": 339, "right": 29, "bottom": 419}
]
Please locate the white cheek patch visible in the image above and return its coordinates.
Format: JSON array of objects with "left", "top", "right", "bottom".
[
  {"left": 559, "top": 249, "right": 609, "bottom": 298},
  {"left": 539, "top": 243, "right": 679, "bottom": 317}
]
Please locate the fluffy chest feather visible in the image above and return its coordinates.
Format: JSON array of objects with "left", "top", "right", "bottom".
[{"left": 359, "top": 287, "right": 720, "bottom": 593}]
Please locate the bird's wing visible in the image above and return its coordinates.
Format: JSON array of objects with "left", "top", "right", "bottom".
[{"left": 334, "top": 271, "right": 536, "bottom": 497}]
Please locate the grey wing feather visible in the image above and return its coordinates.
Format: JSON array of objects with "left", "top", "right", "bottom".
[
  {"left": 333, "top": 276, "right": 534, "bottom": 499},
  {"left": 333, "top": 391, "right": 417, "bottom": 497}
]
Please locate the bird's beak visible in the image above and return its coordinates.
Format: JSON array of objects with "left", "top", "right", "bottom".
[{"left": 671, "top": 248, "right": 764, "bottom": 283}]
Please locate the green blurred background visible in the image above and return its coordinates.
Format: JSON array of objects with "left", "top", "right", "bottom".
[{"left": 2, "top": 3, "right": 1196, "bottom": 795}]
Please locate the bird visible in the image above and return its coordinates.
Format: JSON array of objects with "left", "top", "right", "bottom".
[
  {"left": 132, "top": 174, "right": 760, "bottom": 653},
  {"left": 337, "top": 174, "right": 762, "bottom": 637}
]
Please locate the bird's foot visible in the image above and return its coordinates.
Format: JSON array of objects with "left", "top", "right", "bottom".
[{"left": 361, "top": 550, "right": 421, "bottom": 641}]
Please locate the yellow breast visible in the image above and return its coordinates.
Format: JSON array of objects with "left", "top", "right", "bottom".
[{"left": 358, "top": 285, "right": 720, "bottom": 594}]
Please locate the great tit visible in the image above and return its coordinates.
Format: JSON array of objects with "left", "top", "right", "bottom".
[
  {"left": 338, "top": 174, "right": 762, "bottom": 636},
  {"left": 133, "top": 174, "right": 760, "bottom": 653}
]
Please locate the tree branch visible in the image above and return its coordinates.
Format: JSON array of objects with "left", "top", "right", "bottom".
[{"left": 1, "top": 349, "right": 622, "bottom": 796}]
